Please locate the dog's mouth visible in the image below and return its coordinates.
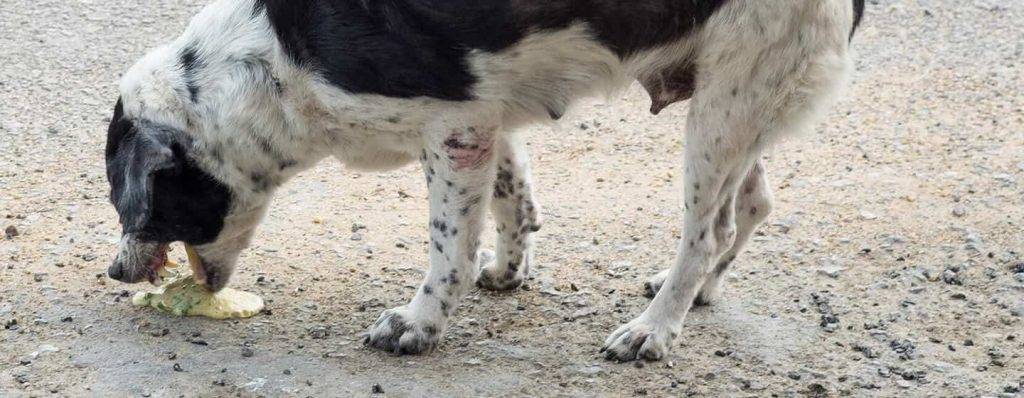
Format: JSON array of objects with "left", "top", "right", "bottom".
[
  {"left": 108, "top": 238, "right": 173, "bottom": 285},
  {"left": 146, "top": 243, "right": 171, "bottom": 284}
]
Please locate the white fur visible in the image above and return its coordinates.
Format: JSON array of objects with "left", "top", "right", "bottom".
[{"left": 117, "top": 0, "right": 856, "bottom": 359}]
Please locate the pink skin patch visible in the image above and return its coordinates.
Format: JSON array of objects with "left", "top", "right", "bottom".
[
  {"left": 444, "top": 131, "right": 494, "bottom": 170},
  {"left": 146, "top": 244, "right": 170, "bottom": 284}
]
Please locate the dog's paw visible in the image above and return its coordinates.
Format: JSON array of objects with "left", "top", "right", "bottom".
[
  {"left": 601, "top": 317, "right": 679, "bottom": 362},
  {"left": 364, "top": 306, "right": 443, "bottom": 355},
  {"left": 643, "top": 269, "right": 670, "bottom": 298},
  {"left": 475, "top": 249, "right": 525, "bottom": 291}
]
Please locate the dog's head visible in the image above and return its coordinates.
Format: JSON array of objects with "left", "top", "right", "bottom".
[{"left": 104, "top": 97, "right": 237, "bottom": 289}]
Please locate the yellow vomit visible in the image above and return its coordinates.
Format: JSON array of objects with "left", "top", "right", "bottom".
[{"left": 132, "top": 244, "right": 264, "bottom": 319}]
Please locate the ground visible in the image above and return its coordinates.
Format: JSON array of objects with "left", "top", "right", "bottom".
[{"left": 1, "top": 0, "right": 1023, "bottom": 397}]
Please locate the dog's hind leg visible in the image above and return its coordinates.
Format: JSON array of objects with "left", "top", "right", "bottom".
[
  {"left": 692, "top": 160, "right": 772, "bottom": 305},
  {"left": 365, "top": 110, "right": 500, "bottom": 355},
  {"left": 477, "top": 136, "right": 542, "bottom": 291},
  {"left": 643, "top": 159, "right": 773, "bottom": 305},
  {"left": 603, "top": 0, "right": 853, "bottom": 362}
]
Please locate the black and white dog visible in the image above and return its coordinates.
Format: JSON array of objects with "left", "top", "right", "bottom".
[{"left": 105, "top": 0, "right": 864, "bottom": 361}]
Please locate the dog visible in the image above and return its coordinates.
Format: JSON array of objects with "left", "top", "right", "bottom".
[{"left": 104, "top": 0, "right": 864, "bottom": 361}]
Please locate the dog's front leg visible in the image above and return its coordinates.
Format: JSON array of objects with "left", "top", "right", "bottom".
[{"left": 364, "top": 114, "right": 498, "bottom": 355}]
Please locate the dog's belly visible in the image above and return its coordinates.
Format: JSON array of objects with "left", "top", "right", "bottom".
[
  {"left": 328, "top": 125, "right": 424, "bottom": 172},
  {"left": 333, "top": 141, "right": 418, "bottom": 172}
]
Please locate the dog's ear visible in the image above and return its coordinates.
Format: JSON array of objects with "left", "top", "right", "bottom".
[{"left": 105, "top": 106, "right": 191, "bottom": 233}]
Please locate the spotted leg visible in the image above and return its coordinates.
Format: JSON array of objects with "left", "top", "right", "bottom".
[
  {"left": 477, "top": 136, "right": 542, "bottom": 291},
  {"left": 365, "top": 113, "right": 498, "bottom": 354},
  {"left": 603, "top": 6, "right": 851, "bottom": 360},
  {"left": 643, "top": 159, "right": 773, "bottom": 305}
]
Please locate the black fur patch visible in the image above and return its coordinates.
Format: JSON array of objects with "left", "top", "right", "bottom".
[
  {"left": 850, "top": 0, "right": 866, "bottom": 40},
  {"left": 256, "top": 0, "right": 729, "bottom": 100},
  {"left": 105, "top": 98, "right": 232, "bottom": 245},
  {"left": 179, "top": 46, "right": 203, "bottom": 102}
]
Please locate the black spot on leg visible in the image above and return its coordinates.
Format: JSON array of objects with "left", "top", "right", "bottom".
[
  {"left": 704, "top": 152, "right": 711, "bottom": 162},
  {"left": 434, "top": 241, "right": 444, "bottom": 253},
  {"left": 750, "top": 207, "right": 758, "bottom": 216},
  {"left": 699, "top": 229, "right": 706, "bottom": 240},
  {"left": 448, "top": 270, "right": 460, "bottom": 285},
  {"left": 431, "top": 218, "right": 448, "bottom": 234},
  {"left": 731, "top": 87, "right": 738, "bottom": 97},
  {"left": 460, "top": 207, "right": 470, "bottom": 216},
  {"left": 440, "top": 301, "right": 450, "bottom": 315},
  {"left": 451, "top": 227, "right": 458, "bottom": 236},
  {"left": 689, "top": 240, "right": 694, "bottom": 248},
  {"left": 693, "top": 182, "right": 700, "bottom": 191},
  {"left": 423, "top": 285, "right": 433, "bottom": 295}
]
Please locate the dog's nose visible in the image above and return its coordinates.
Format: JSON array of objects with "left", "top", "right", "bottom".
[{"left": 107, "top": 261, "right": 125, "bottom": 281}]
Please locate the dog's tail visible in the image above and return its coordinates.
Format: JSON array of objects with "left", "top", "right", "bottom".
[{"left": 849, "top": 0, "right": 865, "bottom": 41}]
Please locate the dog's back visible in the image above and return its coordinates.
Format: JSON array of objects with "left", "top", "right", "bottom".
[{"left": 256, "top": 0, "right": 729, "bottom": 101}]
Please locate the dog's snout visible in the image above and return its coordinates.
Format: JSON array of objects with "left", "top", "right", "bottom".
[{"left": 107, "top": 261, "right": 125, "bottom": 281}]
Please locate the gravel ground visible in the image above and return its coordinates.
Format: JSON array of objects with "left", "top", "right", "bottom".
[{"left": 2, "top": 0, "right": 1023, "bottom": 397}]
